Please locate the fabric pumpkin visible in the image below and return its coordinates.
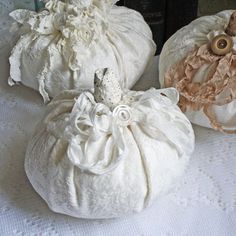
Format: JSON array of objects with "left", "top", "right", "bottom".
[
  {"left": 159, "top": 10, "right": 236, "bottom": 134},
  {"left": 9, "top": 0, "right": 156, "bottom": 102},
  {"left": 25, "top": 68, "right": 194, "bottom": 219}
]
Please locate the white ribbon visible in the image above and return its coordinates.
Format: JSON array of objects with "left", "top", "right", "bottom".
[{"left": 65, "top": 88, "right": 193, "bottom": 175}]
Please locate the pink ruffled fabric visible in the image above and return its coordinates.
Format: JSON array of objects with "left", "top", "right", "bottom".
[{"left": 164, "top": 44, "right": 236, "bottom": 134}]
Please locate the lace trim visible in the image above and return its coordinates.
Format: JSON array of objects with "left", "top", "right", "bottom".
[{"left": 164, "top": 44, "right": 236, "bottom": 134}]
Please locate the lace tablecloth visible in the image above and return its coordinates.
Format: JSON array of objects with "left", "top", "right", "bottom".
[{"left": 0, "top": 4, "right": 236, "bottom": 236}]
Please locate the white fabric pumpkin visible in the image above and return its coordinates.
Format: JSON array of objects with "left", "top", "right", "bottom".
[
  {"left": 9, "top": 0, "right": 156, "bottom": 102},
  {"left": 159, "top": 10, "right": 236, "bottom": 134},
  {"left": 25, "top": 68, "right": 194, "bottom": 219}
]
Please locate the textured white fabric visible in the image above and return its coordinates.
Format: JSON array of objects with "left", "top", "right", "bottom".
[
  {"left": 25, "top": 70, "right": 194, "bottom": 219},
  {"left": 1, "top": 7, "right": 236, "bottom": 236},
  {"left": 8, "top": 0, "right": 156, "bottom": 102},
  {"left": 159, "top": 10, "right": 236, "bottom": 132}
]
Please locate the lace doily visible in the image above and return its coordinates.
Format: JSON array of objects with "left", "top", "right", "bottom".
[{"left": 0, "top": 5, "right": 236, "bottom": 235}]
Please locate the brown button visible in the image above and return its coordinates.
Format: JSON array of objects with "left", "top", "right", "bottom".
[{"left": 210, "top": 34, "right": 233, "bottom": 56}]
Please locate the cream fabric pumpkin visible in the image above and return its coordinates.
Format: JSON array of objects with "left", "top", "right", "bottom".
[
  {"left": 159, "top": 10, "right": 236, "bottom": 134},
  {"left": 9, "top": 0, "right": 156, "bottom": 102},
  {"left": 25, "top": 68, "right": 194, "bottom": 219}
]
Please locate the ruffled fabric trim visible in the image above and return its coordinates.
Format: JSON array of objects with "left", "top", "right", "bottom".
[
  {"left": 8, "top": 0, "right": 110, "bottom": 85},
  {"left": 164, "top": 43, "right": 236, "bottom": 134}
]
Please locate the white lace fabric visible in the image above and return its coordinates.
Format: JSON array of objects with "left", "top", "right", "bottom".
[
  {"left": 0, "top": 3, "right": 236, "bottom": 236},
  {"left": 8, "top": 0, "right": 156, "bottom": 102}
]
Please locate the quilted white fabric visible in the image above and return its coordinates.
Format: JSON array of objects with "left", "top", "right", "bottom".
[{"left": 0, "top": 4, "right": 236, "bottom": 236}]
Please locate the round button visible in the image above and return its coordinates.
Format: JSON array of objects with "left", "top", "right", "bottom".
[{"left": 210, "top": 34, "right": 233, "bottom": 56}]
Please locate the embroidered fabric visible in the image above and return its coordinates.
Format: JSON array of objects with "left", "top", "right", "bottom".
[{"left": 0, "top": 5, "right": 236, "bottom": 236}]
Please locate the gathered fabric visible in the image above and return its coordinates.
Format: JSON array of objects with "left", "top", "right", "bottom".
[
  {"left": 25, "top": 88, "right": 194, "bottom": 219},
  {"left": 165, "top": 44, "right": 236, "bottom": 134},
  {"left": 160, "top": 10, "right": 236, "bottom": 133},
  {"left": 9, "top": 0, "right": 156, "bottom": 102}
]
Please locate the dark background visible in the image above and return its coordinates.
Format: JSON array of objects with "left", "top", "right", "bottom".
[{"left": 117, "top": 0, "right": 236, "bottom": 54}]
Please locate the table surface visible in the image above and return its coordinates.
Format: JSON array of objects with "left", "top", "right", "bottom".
[{"left": 0, "top": 3, "right": 236, "bottom": 236}]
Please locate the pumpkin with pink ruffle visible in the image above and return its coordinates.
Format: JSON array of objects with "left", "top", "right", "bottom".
[{"left": 159, "top": 10, "right": 236, "bottom": 134}]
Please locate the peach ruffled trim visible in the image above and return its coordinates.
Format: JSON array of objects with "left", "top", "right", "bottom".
[{"left": 164, "top": 44, "right": 236, "bottom": 134}]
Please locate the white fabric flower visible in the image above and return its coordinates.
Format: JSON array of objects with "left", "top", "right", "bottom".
[{"left": 113, "top": 105, "right": 132, "bottom": 127}]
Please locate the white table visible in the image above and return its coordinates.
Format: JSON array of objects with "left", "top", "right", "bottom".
[{"left": 0, "top": 5, "right": 236, "bottom": 236}]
